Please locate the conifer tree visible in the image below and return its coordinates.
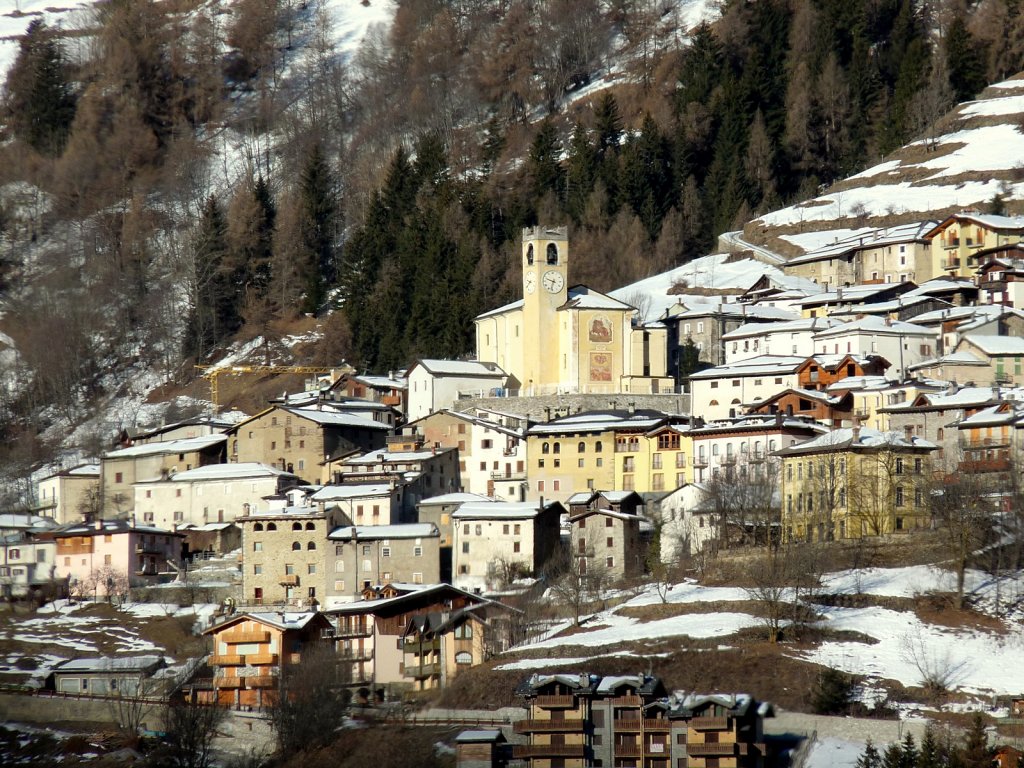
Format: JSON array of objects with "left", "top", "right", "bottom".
[
  {"left": 528, "top": 119, "right": 565, "bottom": 208},
  {"left": 298, "top": 142, "right": 339, "bottom": 313},
  {"left": 856, "top": 738, "right": 883, "bottom": 768},
  {"left": 959, "top": 713, "right": 991, "bottom": 768},
  {"left": 3, "top": 18, "right": 76, "bottom": 155},
  {"left": 566, "top": 122, "right": 596, "bottom": 223},
  {"left": 917, "top": 726, "right": 941, "bottom": 768},
  {"left": 882, "top": 740, "right": 904, "bottom": 768},
  {"left": 945, "top": 15, "right": 987, "bottom": 102},
  {"left": 186, "top": 195, "right": 238, "bottom": 359}
]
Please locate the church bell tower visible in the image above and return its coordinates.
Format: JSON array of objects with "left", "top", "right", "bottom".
[{"left": 521, "top": 225, "right": 569, "bottom": 393}]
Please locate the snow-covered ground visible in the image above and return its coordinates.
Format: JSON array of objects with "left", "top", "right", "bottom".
[
  {"left": 505, "top": 565, "right": 1024, "bottom": 698},
  {"left": 753, "top": 77, "right": 1024, "bottom": 229}
]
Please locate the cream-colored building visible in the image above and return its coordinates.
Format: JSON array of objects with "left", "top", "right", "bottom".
[
  {"left": 784, "top": 221, "right": 937, "bottom": 287},
  {"left": 475, "top": 226, "right": 672, "bottom": 395},
  {"left": 132, "top": 463, "right": 300, "bottom": 530},
  {"left": 927, "top": 212, "right": 1024, "bottom": 278},
  {"left": 37, "top": 464, "right": 100, "bottom": 525}
]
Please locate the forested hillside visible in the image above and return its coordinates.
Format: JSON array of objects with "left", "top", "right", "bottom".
[{"left": 1, "top": 0, "right": 1022, "bottom": 501}]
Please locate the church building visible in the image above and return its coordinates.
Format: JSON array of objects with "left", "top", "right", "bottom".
[{"left": 474, "top": 226, "right": 672, "bottom": 395}]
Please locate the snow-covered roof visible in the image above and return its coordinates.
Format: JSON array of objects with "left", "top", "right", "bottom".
[
  {"left": 527, "top": 410, "right": 672, "bottom": 435},
  {"left": 795, "top": 283, "right": 911, "bottom": 307},
  {"left": 409, "top": 359, "right": 507, "bottom": 378},
  {"left": 909, "top": 351, "right": 987, "bottom": 369},
  {"left": 811, "top": 316, "right": 935, "bottom": 338},
  {"left": 474, "top": 298, "right": 524, "bottom": 321},
  {"left": 452, "top": 501, "right": 558, "bottom": 520},
  {"left": 825, "top": 375, "right": 893, "bottom": 392},
  {"left": 721, "top": 317, "right": 839, "bottom": 340},
  {"left": 282, "top": 407, "right": 390, "bottom": 430},
  {"left": 827, "top": 295, "right": 951, "bottom": 317},
  {"left": 688, "top": 355, "right": 806, "bottom": 380},
  {"left": 54, "top": 656, "right": 164, "bottom": 674},
  {"left": 0, "top": 514, "right": 58, "bottom": 532},
  {"left": 417, "top": 492, "right": 492, "bottom": 506},
  {"left": 327, "top": 523, "right": 438, "bottom": 540},
  {"left": 455, "top": 730, "right": 505, "bottom": 744},
  {"left": 53, "top": 519, "right": 182, "bottom": 537},
  {"left": 926, "top": 211, "right": 1024, "bottom": 236},
  {"left": 344, "top": 447, "right": 449, "bottom": 465},
  {"left": 353, "top": 374, "right": 407, "bottom": 390},
  {"left": 904, "top": 277, "right": 977, "bottom": 296},
  {"left": 164, "top": 463, "right": 296, "bottom": 482},
  {"left": 43, "top": 463, "right": 101, "bottom": 480},
  {"left": 787, "top": 220, "right": 937, "bottom": 263},
  {"left": 104, "top": 433, "right": 226, "bottom": 459},
  {"left": 962, "top": 334, "right": 1024, "bottom": 356},
  {"left": 958, "top": 404, "right": 1022, "bottom": 428},
  {"left": 311, "top": 484, "right": 395, "bottom": 502},
  {"left": 776, "top": 427, "right": 937, "bottom": 455},
  {"left": 233, "top": 611, "right": 323, "bottom": 631},
  {"left": 560, "top": 284, "right": 634, "bottom": 311}
]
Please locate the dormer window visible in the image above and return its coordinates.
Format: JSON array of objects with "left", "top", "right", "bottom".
[{"left": 547, "top": 243, "right": 558, "bottom": 264}]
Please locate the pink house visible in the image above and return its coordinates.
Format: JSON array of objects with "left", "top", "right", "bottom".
[{"left": 52, "top": 519, "right": 183, "bottom": 597}]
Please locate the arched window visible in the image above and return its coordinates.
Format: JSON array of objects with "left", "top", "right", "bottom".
[
  {"left": 709, "top": 400, "right": 719, "bottom": 406},
  {"left": 267, "top": 523, "right": 277, "bottom": 531},
  {"left": 595, "top": 441, "right": 603, "bottom": 453},
  {"left": 526, "top": 244, "right": 534, "bottom": 264},
  {"left": 553, "top": 442, "right": 561, "bottom": 454},
  {"left": 731, "top": 398, "right": 741, "bottom": 405},
  {"left": 292, "top": 522, "right": 302, "bottom": 531},
  {"left": 291, "top": 541, "right": 301, "bottom": 551},
  {"left": 577, "top": 441, "right": 586, "bottom": 453},
  {"left": 542, "top": 442, "right": 550, "bottom": 454},
  {"left": 253, "top": 523, "right": 264, "bottom": 531},
  {"left": 712, "top": 444, "right": 720, "bottom": 456},
  {"left": 546, "top": 243, "right": 558, "bottom": 264},
  {"left": 307, "top": 541, "right": 316, "bottom": 550},
  {"left": 455, "top": 651, "right": 473, "bottom": 665},
  {"left": 305, "top": 522, "right": 316, "bottom": 530}
]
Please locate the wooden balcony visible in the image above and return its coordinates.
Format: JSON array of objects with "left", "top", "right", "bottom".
[
  {"left": 335, "top": 622, "right": 371, "bottom": 638},
  {"left": 514, "top": 719, "right": 586, "bottom": 734},
  {"left": 400, "top": 637, "right": 441, "bottom": 653},
  {"left": 223, "top": 630, "right": 270, "bottom": 644},
  {"left": 246, "top": 653, "right": 279, "bottom": 665},
  {"left": 688, "top": 742, "right": 737, "bottom": 756},
  {"left": 644, "top": 718, "right": 671, "bottom": 731},
  {"left": 279, "top": 574, "right": 299, "bottom": 586},
  {"left": 691, "top": 715, "right": 730, "bottom": 730},
  {"left": 535, "top": 694, "right": 577, "bottom": 708},
  {"left": 247, "top": 675, "right": 277, "bottom": 688},
  {"left": 209, "top": 654, "right": 244, "bottom": 666},
  {"left": 404, "top": 662, "right": 441, "bottom": 679},
  {"left": 611, "top": 695, "right": 643, "bottom": 706},
  {"left": 214, "top": 676, "right": 242, "bottom": 689},
  {"left": 614, "top": 718, "right": 642, "bottom": 731},
  {"left": 614, "top": 743, "right": 642, "bottom": 757},
  {"left": 511, "top": 744, "right": 586, "bottom": 759}
]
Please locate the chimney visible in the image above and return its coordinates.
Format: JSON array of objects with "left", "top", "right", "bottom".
[
  {"left": 628, "top": 402, "right": 636, "bottom": 415},
  {"left": 904, "top": 425, "right": 914, "bottom": 442},
  {"left": 544, "top": 407, "right": 551, "bottom": 422},
  {"left": 94, "top": 519, "right": 103, "bottom": 530}
]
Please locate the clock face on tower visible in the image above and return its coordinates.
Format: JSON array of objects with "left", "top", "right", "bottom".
[
  {"left": 542, "top": 270, "right": 564, "bottom": 293},
  {"left": 525, "top": 271, "right": 536, "bottom": 294}
]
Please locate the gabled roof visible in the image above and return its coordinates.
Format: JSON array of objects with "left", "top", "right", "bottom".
[
  {"left": 923, "top": 211, "right": 1024, "bottom": 238},
  {"left": 42, "top": 463, "right": 101, "bottom": 481},
  {"left": 407, "top": 359, "right": 507, "bottom": 378},
  {"left": 311, "top": 483, "right": 396, "bottom": 502},
  {"left": 527, "top": 409, "right": 675, "bottom": 435},
  {"left": 417, "top": 492, "right": 492, "bottom": 506},
  {"left": 774, "top": 427, "right": 937, "bottom": 455},
  {"left": 52, "top": 519, "right": 183, "bottom": 538},
  {"left": 328, "top": 523, "right": 438, "bottom": 540},
  {"left": 688, "top": 355, "right": 807, "bottom": 380},
  {"left": 324, "top": 583, "right": 497, "bottom": 616},
  {"left": 811, "top": 316, "right": 935, "bottom": 338},
  {"left": 558, "top": 284, "right": 634, "bottom": 312},
  {"left": 53, "top": 656, "right": 164, "bottom": 674},
  {"left": 960, "top": 334, "right": 1024, "bottom": 356},
  {"left": 103, "top": 434, "right": 227, "bottom": 459},
  {"left": 202, "top": 611, "right": 331, "bottom": 635},
  {"left": 452, "top": 500, "right": 565, "bottom": 520},
  {"left": 160, "top": 463, "right": 297, "bottom": 483},
  {"left": 474, "top": 298, "right": 524, "bottom": 321},
  {"left": 721, "top": 316, "right": 839, "bottom": 340}
]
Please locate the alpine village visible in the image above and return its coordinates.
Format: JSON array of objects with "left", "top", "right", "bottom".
[{"left": 3, "top": 1, "right": 1024, "bottom": 768}]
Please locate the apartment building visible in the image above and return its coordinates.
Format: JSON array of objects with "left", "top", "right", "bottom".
[
  {"left": 36, "top": 464, "right": 100, "bottom": 525},
  {"left": 566, "top": 491, "right": 647, "bottom": 580},
  {"left": 325, "top": 523, "right": 441, "bottom": 605}
]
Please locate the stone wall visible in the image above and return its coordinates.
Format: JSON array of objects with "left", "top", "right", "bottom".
[{"left": 451, "top": 393, "right": 692, "bottom": 419}]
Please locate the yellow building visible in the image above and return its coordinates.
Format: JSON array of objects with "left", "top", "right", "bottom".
[
  {"left": 926, "top": 212, "right": 1024, "bottom": 278},
  {"left": 777, "top": 426, "right": 936, "bottom": 542},
  {"left": 475, "top": 226, "right": 672, "bottom": 395},
  {"left": 524, "top": 409, "right": 687, "bottom": 501}
]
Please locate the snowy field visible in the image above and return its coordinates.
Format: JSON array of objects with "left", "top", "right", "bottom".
[
  {"left": 503, "top": 565, "right": 1024, "bottom": 699},
  {"left": 753, "top": 77, "right": 1024, "bottom": 229}
]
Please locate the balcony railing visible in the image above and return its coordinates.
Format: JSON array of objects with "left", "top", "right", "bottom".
[
  {"left": 248, "top": 675, "right": 277, "bottom": 688},
  {"left": 223, "top": 630, "right": 270, "bottom": 644},
  {"left": 692, "top": 457, "right": 709, "bottom": 468},
  {"left": 404, "top": 662, "right": 441, "bottom": 679},
  {"left": 279, "top": 574, "right": 299, "bottom": 586},
  {"left": 535, "top": 694, "right": 577, "bottom": 708},
  {"left": 214, "top": 676, "right": 242, "bottom": 689},
  {"left": 688, "top": 742, "right": 737, "bottom": 756},
  {"left": 514, "top": 719, "right": 586, "bottom": 734},
  {"left": 246, "top": 653, "right": 279, "bottom": 665},
  {"left": 511, "top": 744, "right": 586, "bottom": 759},
  {"left": 400, "top": 637, "right": 441, "bottom": 653},
  {"left": 611, "top": 695, "right": 643, "bottom": 706},
  {"left": 335, "top": 622, "right": 372, "bottom": 638},
  {"left": 490, "top": 470, "right": 527, "bottom": 481},
  {"left": 209, "top": 654, "right": 244, "bottom": 666},
  {"left": 614, "top": 743, "right": 642, "bottom": 757},
  {"left": 644, "top": 718, "right": 672, "bottom": 731},
  {"left": 690, "top": 715, "right": 730, "bottom": 730},
  {"left": 614, "top": 718, "right": 642, "bottom": 731}
]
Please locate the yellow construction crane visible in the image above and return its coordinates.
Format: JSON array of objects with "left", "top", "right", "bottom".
[{"left": 195, "top": 365, "right": 334, "bottom": 410}]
